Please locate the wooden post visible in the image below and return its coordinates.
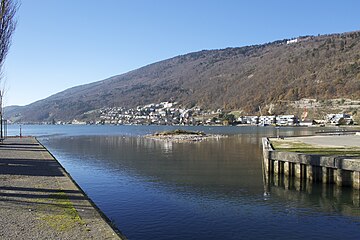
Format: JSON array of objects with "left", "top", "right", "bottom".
[
  {"left": 353, "top": 171, "right": 360, "bottom": 190},
  {"left": 274, "top": 160, "right": 279, "bottom": 174},
  {"left": 335, "top": 169, "right": 343, "bottom": 187},
  {"left": 301, "top": 164, "right": 307, "bottom": 179},
  {"left": 284, "top": 162, "right": 290, "bottom": 176},
  {"left": 307, "top": 165, "right": 313, "bottom": 182},
  {"left": 295, "top": 163, "right": 301, "bottom": 179},
  {"left": 284, "top": 176, "right": 289, "bottom": 190}
]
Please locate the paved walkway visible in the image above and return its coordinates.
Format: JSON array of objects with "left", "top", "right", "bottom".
[
  {"left": 282, "top": 134, "right": 360, "bottom": 148},
  {"left": 0, "top": 137, "right": 124, "bottom": 239}
]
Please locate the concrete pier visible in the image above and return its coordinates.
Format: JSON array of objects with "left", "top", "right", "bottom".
[
  {"left": 262, "top": 137, "right": 360, "bottom": 189},
  {"left": 0, "top": 137, "right": 125, "bottom": 239}
]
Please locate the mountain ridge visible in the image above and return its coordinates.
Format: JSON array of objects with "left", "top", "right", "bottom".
[{"left": 5, "top": 30, "right": 360, "bottom": 122}]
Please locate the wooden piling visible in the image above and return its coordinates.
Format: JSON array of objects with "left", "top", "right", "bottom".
[{"left": 262, "top": 137, "right": 360, "bottom": 190}]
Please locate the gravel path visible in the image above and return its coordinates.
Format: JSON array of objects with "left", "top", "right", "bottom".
[{"left": 0, "top": 137, "right": 125, "bottom": 240}]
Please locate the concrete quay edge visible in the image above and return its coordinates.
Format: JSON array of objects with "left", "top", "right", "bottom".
[{"left": 0, "top": 136, "right": 126, "bottom": 239}]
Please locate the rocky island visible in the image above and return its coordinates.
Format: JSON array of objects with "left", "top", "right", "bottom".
[{"left": 145, "top": 129, "right": 226, "bottom": 143}]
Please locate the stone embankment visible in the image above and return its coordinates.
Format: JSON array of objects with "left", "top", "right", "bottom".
[{"left": 0, "top": 137, "right": 125, "bottom": 239}]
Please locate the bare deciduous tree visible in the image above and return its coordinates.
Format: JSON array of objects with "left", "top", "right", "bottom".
[
  {"left": 0, "top": 0, "right": 18, "bottom": 138},
  {"left": 0, "top": 0, "right": 18, "bottom": 71}
]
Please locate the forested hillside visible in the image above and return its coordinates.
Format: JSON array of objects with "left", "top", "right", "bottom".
[{"left": 5, "top": 30, "right": 360, "bottom": 122}]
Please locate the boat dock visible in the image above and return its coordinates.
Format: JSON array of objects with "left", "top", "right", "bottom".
[
  {"left": 262, "top": 134, "right": 360, "bottom": 189},
  {"left": 0, "top": 137, "right": 125, "bottom": 239}
]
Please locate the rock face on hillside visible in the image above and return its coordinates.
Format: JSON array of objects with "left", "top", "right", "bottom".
[{"left": 5, "top": 31, "right": 360, "bottom": 122}]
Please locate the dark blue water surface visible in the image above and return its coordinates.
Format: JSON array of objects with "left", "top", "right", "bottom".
[{"left": 7, "top": 125, "right": 360, "bottom": 239}]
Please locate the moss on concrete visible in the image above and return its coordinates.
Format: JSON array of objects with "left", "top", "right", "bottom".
[{"left": 37, "top": 192, "right": 85, "bottom": 232}]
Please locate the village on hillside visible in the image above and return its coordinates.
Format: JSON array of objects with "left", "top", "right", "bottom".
[{"left": 68, "top": 100, "right": 356, "bottom": 127}]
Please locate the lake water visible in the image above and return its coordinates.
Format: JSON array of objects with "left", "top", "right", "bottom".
[{"left": 7, "top": 125, "right": 360, "bottom": 239}]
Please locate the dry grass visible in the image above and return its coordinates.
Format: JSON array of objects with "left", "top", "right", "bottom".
[{"left": 271, "top": 139, "right": 360, "bottom": 156}]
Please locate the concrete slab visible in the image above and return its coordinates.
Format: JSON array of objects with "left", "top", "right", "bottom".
[
  {"left": 0, "top": 137, "right": 125, "bottom": 239},
  {"left": 276, "top": 135, "right": 360, "bottom": 148}
]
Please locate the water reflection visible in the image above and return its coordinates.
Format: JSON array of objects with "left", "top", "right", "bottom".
[
  {"left": 46, "top": 135, "right": 264, "bottom": 192},
  {"left": 38, "top": 126, "right": 360, "bottom": 240},
  {"left": 9, "top": 123, "right": 324, "bottom": 138},
  {"left": 263, "top": 166, "right": 360, "bottom": 218}
]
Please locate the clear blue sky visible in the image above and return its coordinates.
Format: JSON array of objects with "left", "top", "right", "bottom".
[{"left": 4, "top": 0, "right": 360, "bottom": 106}]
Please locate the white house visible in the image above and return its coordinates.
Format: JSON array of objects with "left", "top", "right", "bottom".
[
  {"left": 287, "top": 38, "right": 298, "bottom": 44},
  {"left": 276, "top": 115, "right": 298, "bottom": 126},
  {"left": 259, "top": 116, "right": 276, "bottom": 126},
  {"left": 326, "top": 113, "right": 353, "bottom": 125}
]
